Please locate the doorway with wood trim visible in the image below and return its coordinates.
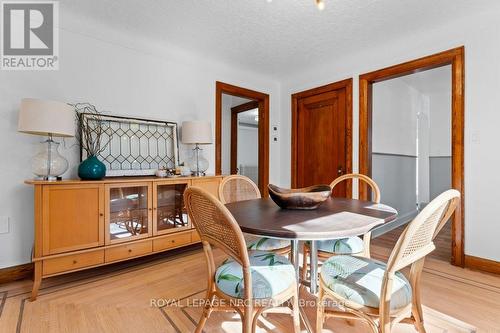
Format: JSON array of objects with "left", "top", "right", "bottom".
[
  {"left": 215, "top": 82, "right": 269, "bottom": 196},
  {"left": 291, "top": 78, "right": 353, "bottom": 196},
  {"left": 359, "top": 47, "right": 465, "bottom": 267}
]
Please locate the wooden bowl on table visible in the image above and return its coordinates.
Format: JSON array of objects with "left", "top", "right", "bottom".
[{"left": 268, "top": 184, "right": 331, "bottom": 210}]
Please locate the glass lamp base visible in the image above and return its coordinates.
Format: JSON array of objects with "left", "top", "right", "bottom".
[
  {"left": 187, "top": 145, "right": 209, "bottom": 176},
  {"left": 32, "top": 138, "right": 69, "bottom": 180}
]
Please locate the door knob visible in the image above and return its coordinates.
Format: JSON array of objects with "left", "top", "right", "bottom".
[{"left": 337, "top": 166, "right": 344, "bottom": 176}]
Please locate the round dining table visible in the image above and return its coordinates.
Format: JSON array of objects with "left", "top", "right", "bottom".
[{"left": 225, "top": 196, "right": 398, "bottom": 332}]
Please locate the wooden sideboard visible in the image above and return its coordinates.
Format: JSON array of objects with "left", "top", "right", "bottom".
[{"left": 26, "top": 175, "right": 223, "bottom": 301}]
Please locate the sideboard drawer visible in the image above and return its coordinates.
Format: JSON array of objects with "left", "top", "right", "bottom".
[
  {"left": 105, "top": 241, "right": 152, "bottom": 262},
  {"left": 191, "top": 230, "right": 201, "bottom": 243},
  {"left": 153, "top": 232, "right": 192, "bottom": 252},
  {"left": 43, "top": 250, "right": 104, "bottom": 275}
]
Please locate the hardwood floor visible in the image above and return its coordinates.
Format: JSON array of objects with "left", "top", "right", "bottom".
[
  {"left": 374, "top": 222, "right": 452, "bottom": 262},
  {"left": 0, "top": 243, "right": 499, "bottom": 332}
]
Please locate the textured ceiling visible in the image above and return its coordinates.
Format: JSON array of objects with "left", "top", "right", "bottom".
[{"left": 61, "top": 0, "right": 500, "bottom": 77}]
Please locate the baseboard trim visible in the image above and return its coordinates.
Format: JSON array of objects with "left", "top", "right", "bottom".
[
  {"left": 464, "top": 255, "right": 500, "bottom": 275},
  {"left": 0, "top": 263, "right": 34, "bottom": 284}
]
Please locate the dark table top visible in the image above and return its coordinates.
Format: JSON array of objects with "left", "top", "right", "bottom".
[{"left": 225, "top": 197, "right": 398, "bottom": 240}]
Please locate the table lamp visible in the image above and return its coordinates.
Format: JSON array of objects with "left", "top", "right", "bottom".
[
  {"left": 181, "top": 121, "right": 212, "bottom": 176},
  {"left": 18, "top": 98, "right": 75, "bottom": 180}
]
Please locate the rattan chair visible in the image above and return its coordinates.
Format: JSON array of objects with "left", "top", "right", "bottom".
[
  {"left": 219, "top": 175, "right": 290, "bottom": 255},
  {"left": 316, "top": 189, "right": 460, "bottom": 333},
  {"left": 184, "top": 187, "right": 301, "bottom": 333},
  {"left": 302, "top": 173, "right": 383, "bottom": 281}
]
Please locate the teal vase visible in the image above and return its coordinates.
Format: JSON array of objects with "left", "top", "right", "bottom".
[{"left": 78, "top": 155, "right": 106, "bottom": 180}]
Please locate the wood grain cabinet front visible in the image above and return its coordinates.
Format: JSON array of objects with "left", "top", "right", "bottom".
[
  {"left": 42, "top": 184, "right": 105, "bottom": 256},
  {"left": 27, "top": 175, "right": 222, "bottom": 301},
  {"left": 153, "top": 232, "right": 192, "bottom": 252},
  {"left": 43, "top": 251, "right": 105, "bottom": 276},
  {"left": 191, "top": 230, "right": 201, "bottom": 243},
  {"left": 191, "top": 178, "right": 221, "bottom": 199},
  {"left": 105, "top": 241, "right": 152, "bottom": 263}
]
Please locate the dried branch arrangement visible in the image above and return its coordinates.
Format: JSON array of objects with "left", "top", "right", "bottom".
[{"left": 73, "top": 103, "right": 110, "bottom": 157}]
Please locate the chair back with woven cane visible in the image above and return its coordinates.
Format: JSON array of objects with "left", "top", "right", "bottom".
[
  {"left": 332, "top": 173, "right": 381, "bottom": 257},
  {"left": 380, "top": 189, "right": 460, "bottom": 331},
  {"left": 317, "top": 189, "right": 460, "bottom": 333},
  {"left": 185, "top": 186, "right": 300, "bottom": 333},
  {"left": 219, "top": 175, "right": 291, "bottom": 256},
  {"left": 219, "top": 175, "right": 261, "bottom": 204},
  {"left": 330, "top": 173, "right": 381, "bottom": 203},
  {"left": 302, "top": 174, "right": 382, "bottom": 282},
  {"left": 184, "top": 186, "right": 251, "bottom": 290},
  {"left": 386, "top": 188, "right": 460, "bottom": 276}
]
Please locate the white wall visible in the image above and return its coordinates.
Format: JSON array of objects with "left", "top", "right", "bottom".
[
  {"left": 372, "top": 79, "right": 419, "bottom": 156},
  {"left": 237, "top": 125, "right": 259, "bottom": 167},
  {"left": 0, "top": 10, "right": 281, "bottom": 268},
  {"left": 221, "top": 94, "right": 232, "bottom": 175},
  {"left": 2, "top": 5, "right": 499, "bottom": 267},
  {"left": 280, "top": 8, "right": 500, "bottom": 261},
  {"left": 429, "top": 91, "right": 452, "bottom": 157},
  {"left": 237, "top": 125, "right": 259, "bottom": 184},
  {"left": 417, "top": 95, "right": 431, "bottom": 204},
  {"left": 220, "top": 95, "right": 254, "bottom": 174},
  {"left": 372, "top": 70, "right": 451, "bottom": 207}
]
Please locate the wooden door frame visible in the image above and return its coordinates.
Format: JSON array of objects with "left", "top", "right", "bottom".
[
  {"left": 230, "top": 100, "right": 260, "bottom": 174},
  {"left": 215, "top": 81, "right": 270, "bottom": 196},
  {"left": 291, "top": 78, "right": 353, "bottom": 193},
  {"left": 359, "top": 46, "right": 465, "bottom": 267}
]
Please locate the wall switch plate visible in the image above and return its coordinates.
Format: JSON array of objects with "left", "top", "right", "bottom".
[{"left": 0, "top": 216, "right": 9, "bottom": 234}]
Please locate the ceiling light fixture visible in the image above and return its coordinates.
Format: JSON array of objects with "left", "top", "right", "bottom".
[{"left": 315, "top": 0, "right": 325, "bottom": 11}]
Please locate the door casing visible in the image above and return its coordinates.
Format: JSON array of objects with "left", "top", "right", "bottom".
[
  {"left": 215, "top": 82, "right": 270, "bottom": 196},
  {"left": 230, "top": 100, "right": 260, "bottom": 175},
  {"left": 358, "top": 47, "right": 465, "bottom": 267}
]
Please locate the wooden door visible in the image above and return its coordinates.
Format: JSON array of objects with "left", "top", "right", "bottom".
[
  {"left": 42, "top": 184, "right": 104, "bottom": 255},
  {"left": 293, "top": 81, "right": 351, "bottom": 197}
]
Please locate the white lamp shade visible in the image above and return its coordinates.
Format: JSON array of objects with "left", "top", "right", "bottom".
[
  {"left": 18, "top": 98, "right": 75, "bottom": 137},
  {"left": 181, "top": 121, "right": 212, "bottom": 144}
]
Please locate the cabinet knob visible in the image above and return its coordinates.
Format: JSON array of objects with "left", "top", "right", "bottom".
[
  {"left": 128, "top": 249, "right": 132, "bottom": 253},
  {"left": 73, "top": 260, "right": 77, "bottom": 264},
  {"left": 99, "top": 213, "right": 104, "bottom": 217},
  {"left": 171, "top": 240, "right": 175, "bottom": 243}
]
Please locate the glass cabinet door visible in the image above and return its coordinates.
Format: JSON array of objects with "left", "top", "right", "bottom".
[
  {"left": 106, "top": 183, "right": 152, "bottom": 244},
  {"left": 153, "top": 182, "right": 190, "bottom": 235}
]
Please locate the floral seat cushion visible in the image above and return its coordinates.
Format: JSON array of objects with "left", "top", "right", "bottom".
[
  {"left": 320, "top": 255, "right": 412, "bottom": 310},
  {"left": 244, "top": 234, "right": 289, "bottom": 251},
  {"left": 215, "top": 251, "right": 296, "bottom": 299},
  {"left": 307, "top": 237, "right": 364, "bottom": 254}
]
